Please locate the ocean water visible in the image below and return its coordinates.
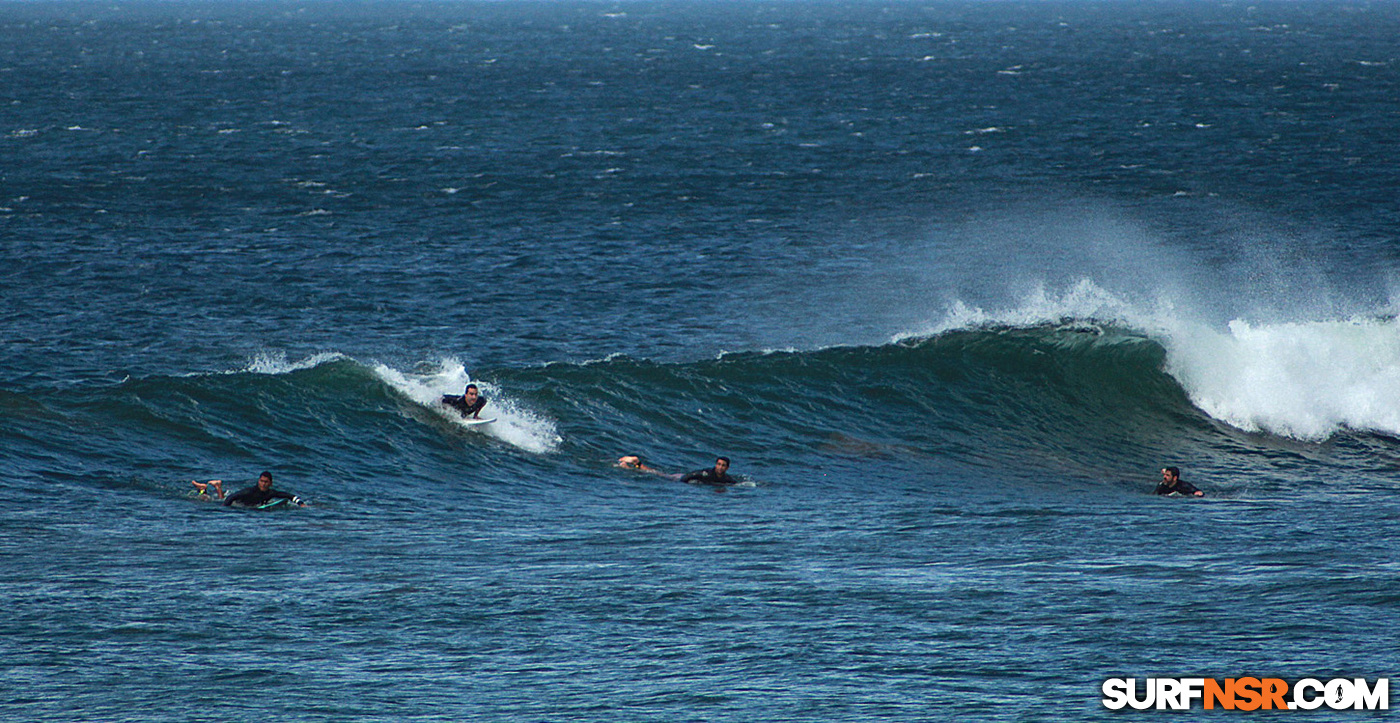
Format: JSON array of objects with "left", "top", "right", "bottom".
[{"left": 2, "top": 0, "right": 1399, "bottom": 719}]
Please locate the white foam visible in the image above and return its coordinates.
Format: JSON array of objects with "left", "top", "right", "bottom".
[
  {"left": 370, "top": 358, "right": 561, "bottom": 454},
  {"left": 241, "top": 351, "right": 347, "bottom": 375},
  {"left": 1161, "top": 316, "right": 1400, "bottom": 440},
  {"left": 907, "top": 279, "right": 1400, "bottom": 441},
  {"left": 894, "top": 278, "right": 1156, "bottom": 341}
]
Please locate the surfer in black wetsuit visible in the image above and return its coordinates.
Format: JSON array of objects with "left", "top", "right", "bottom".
[
  {"left": 1155, "top": 466, "right": 1204, "bottom": 497},
  {"left": 680, "top": 457, "right": 740, "bottom": 487},
  {"left": 441, "top": 383, "right": 487, "bottom": 419},
  {"left": 224, "top": 471, "right": 306, "bottom": 508}
]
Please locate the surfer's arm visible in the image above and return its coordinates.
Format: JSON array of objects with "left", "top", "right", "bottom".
[
  {"left": 270, "top": 489, "right": 305, "bottom": 506},
  {"left": 223, "top": 488, "right": 252, "bottom": 506}
]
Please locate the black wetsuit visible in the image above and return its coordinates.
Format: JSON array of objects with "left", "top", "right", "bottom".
[
  {"left": 224, "top": 485, "right": 300, "bottom": 507},
  {"left": 680, "top": 468, "right": 740, "bottom": 486},
  {"left": 442, "top": 394, "right": 487, "bottom": 418},
  {"left": 1155, "top": 479, "right": 1202, "bottom": 496}
]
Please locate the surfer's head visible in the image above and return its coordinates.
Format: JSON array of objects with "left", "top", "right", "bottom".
[
  {"left": 258, "top": 471, "right": 273, "bottom": 490},
  {"left": 464, "top": 384, "right": 479, "bottom": 402},
  {"left": 618, "top": 455, "right": 643, "bottom": 469},
  {"left": 1161, "top": 467, "right": 1180, "bottom": 482},
  {"left": 715, "top": 457, "right": 730, "bottom": 473}
]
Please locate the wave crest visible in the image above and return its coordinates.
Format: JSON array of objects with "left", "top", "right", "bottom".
[{"left": 1164, "top": 316, "right": 1400, "bottom": 440}]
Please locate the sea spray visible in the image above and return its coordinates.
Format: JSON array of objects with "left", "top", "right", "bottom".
[
  {"left": 907, "top": 279, "right": 1400, "bottom": 441},
  {"left": 241, "top": 351, "right": 349, "bottom": 375},
  {"left": 895, "top": 278, "right": 1162, "bottom": 341}
]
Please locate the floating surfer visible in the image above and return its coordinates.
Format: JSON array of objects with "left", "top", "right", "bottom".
[
  {"left": 681, "top": 456, "right": 741, "bottom": 487},
  {"left": 1155, "top": 466, "right": 1204, "bottom": 497},
  {"left": 617, "top": 454, "right": 744, "bottom": 489},
  {"left": 442, "top": 383, "right": 492, "bottom": 423},
  {"left": 680, "top": 456, "right": 744, "bottom": 484},
  {"left": 221, "top": 471, "right": 307, "bottom": 508}
]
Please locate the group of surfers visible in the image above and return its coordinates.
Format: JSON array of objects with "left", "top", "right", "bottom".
[{"left": 193, "top": 383, "right": 1203, "bottom": 507}]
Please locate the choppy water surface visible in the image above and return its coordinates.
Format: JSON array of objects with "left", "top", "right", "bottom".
[{"left": 2, "top": 1, "right": 1398, "bottom": 719}]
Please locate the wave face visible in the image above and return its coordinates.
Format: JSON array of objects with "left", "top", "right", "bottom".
[
  {"left": 9, "top": 311, "right": 1400, "bottom": 503},
  {"left": 495, "top": 323, "right": 1190, "bottom": 479}
]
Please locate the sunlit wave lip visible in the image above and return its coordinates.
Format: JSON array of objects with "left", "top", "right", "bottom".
[
  {"left": 567, "top": 352, "right": 639, "bottom": 367},
  {"left": 158, "top": 351, "right": 350, "bottom": 379},
  {"left": 891, "top": 278, "right": 1167, "bottom": 343},
  {"left": 892, "top": 279, "right": 1400, "bottom": 442},
  {"left": 239, "top": 351, "right": 349, "bottom": 375}
]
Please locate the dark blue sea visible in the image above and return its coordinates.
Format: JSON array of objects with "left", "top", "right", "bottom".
[{"left": 2, "top": 0, "right": 1399, "bottom": 719}]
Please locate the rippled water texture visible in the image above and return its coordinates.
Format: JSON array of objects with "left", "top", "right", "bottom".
[{"left": 2, "top": 1, "right": 1398, "bottom": 720}]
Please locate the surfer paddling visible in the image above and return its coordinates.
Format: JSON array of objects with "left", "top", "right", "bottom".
[
  {"left": 442, "top": 383, "right": 488, "bottom": 419},
  {"left": 681, "top": 457, "right": 741, "bottom": 487},
  {"left": 617, "top": 455, "right": 661, "bottom": 474},
  {"left": 223, "top": 471, "right": 307, "bottom": 508},
  {"left": 617, "top": 454, "right": 744, "bottom": 489},
  {"left": 1155, "top": 466, "right": 1204, "bottom": 497}
]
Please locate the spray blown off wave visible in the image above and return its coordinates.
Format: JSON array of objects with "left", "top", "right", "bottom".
[{"left": 907, "top": 279, "right": 1400, "bottom": 442}]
